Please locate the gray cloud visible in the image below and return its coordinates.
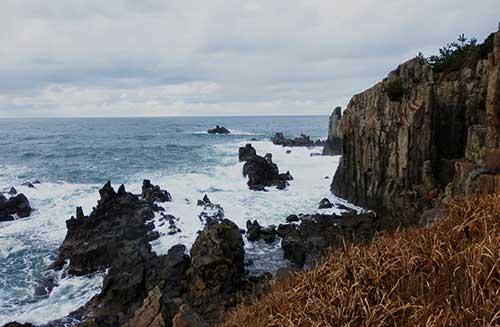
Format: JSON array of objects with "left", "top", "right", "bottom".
[{"left": 0, "top": 0, "right": 499, "bottom": 117}]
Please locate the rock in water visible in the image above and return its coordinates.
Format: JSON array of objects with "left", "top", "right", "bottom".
[
  {"left": 48, "top": 181, "right": 255, "bottom": 326},
  {"left": 141, "top": 179, "right": 172, "bottom": 203},
  {"left": 207, "top": 125, "right": 230, "bottom": 134},
  {"left": 240, "top": 147, "right": 293, "bottom": 191},
  {"left": 50, "top": 182, "right": 158, "bottom": 275},
  {"left": 0, "top": 193, "right": 32, "bottom": 222},
  {"left": 318, "top": 198, "right": 334, "bottom": 209},
  {"left": 197, "top": 194, "right": 225, "bottom": 224},
  {"left": 238, "top": 143, "right": 257, "bottom": 162},
  {"left": 322, "top": 106, "right": 343, "bottom": 155},
  {"left": 271, "top": 132, "right": 325, "bottom": 147},
  {"left": 246, "top": 220, "right": 262, "bottom": 241}
]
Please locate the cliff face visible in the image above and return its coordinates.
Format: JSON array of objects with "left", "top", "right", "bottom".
[
  {"left": 322, "top": 106, "right": 343, "bottom": 155},
  {"left": 332, "top": 29, "right": 500, "bottom": 224}
]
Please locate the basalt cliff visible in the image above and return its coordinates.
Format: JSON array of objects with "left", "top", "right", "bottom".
[{"left": 332, "top": 28, "right": 500, "bottom": 225}]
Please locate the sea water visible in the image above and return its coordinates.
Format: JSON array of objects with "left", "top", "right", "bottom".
[{"left": 0, "top": 116, "right": 352, "bottom": 325}]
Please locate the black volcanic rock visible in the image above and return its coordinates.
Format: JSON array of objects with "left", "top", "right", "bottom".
[
  {"left": 0, "top": 193, "right": 32, "bottom": 222},
  {"left": 50, "top": 181, "right": 157, "bottom": 276},
  {"left": 197, "top": 194, "right": 225, "bottom": 224},
  {"left": 241, "top": 150, "right": 293, "bottom": 191},
  {"left": 208, "top": 125, "right": 230, "bottom": 134},
  {"left": 246, "top": 220, "right": 262, "bottom": 241},
  {"left": 186, "top": 219, "right": 245, "bottom": 323},
  {"left": 318, "top": 198, "right": 334, "bottom": 209},
  {"left": 141, "top": 179, "right": 172, "bottom": 203},
  {"left": 272, "top": 132, "right": 325, "bottom": 147},
  {"left": 44, "top": 181, "right": 270, "bottom": 326},
  {"left": 280, "top": 212, "right": 377, "bottom": 267},
  {"left": 238, "top": 143, "right": 257, "bottom": 162},
  {"left": 285, "top": 214, "right": 300, "bottom": 223}
]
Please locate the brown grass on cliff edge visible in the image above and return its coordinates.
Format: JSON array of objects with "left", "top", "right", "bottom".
[{"left": 221, "top": 195, "right": 500, "bottom": 327}]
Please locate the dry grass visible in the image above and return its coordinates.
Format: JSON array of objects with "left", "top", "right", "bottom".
[{"left": 221, "top": 195, "right": 500, "bottom": 327}]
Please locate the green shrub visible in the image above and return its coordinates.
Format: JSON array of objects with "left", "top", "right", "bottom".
[{"left": 427, "top": 34, "right": 478, "bottom": 73}]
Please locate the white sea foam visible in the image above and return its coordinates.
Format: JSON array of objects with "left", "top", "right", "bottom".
[
  {"left": 136, "top": 141, "right": 361, "bottom": 258},
  {"left": 0, "top": 181, "right": 102, "bottom": 325},
  {"left": 0, "top": 141, "right": 358, "bottom": 325},
  {"left": 0, "top": 271, "right": 104, "bottom": 325}
]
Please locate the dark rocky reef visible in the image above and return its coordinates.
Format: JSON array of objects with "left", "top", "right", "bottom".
[
  {"left": 0, "top": 193, "right": 32, "bottom": 222},
  {"left": 208, "top": 125, "right": 230, "bottom": 134},
  {"left": 37, "top": 182, "right": 264, "bottom": 327},
  {"left": 332, "top": 28, "right": 500, "bottom": 226},
  {"left": 238, "top": 143, "right": 256, "bottom": 162},
  {"left": 322, "top": 106, "right": 343, "bottom": 155},
  {"left": 271, "top": 133, "right": 325, "bottom": 147},
  {"left": 245, "top": 220, "right": 277, "bottom": 243},
  {"left": 142, "top": 179, "right": 172, "bottom": 203},
  {"left": 239, "top": 144, "right": 293, "bottom": 191},
  {"left": 278, "top": 212, "right": 377, "bottom": 267},
  {"left": 197, "top": 194, "right": 225, "bottom": 224}
]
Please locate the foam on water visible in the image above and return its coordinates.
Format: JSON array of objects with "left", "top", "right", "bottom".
[
  {"left": 0, "top": 180, "right": 102, "bottom": 325},
  {"left": 0, "top": 138, "right": 357, "bottom": 325},
  {"left": 132, "top": 141, "right": 359, "bottom": 265}
]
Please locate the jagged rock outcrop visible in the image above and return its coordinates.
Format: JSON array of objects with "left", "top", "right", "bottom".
[
  {"left": 322, "top": 106, "right": 343, "bottom": 155},
  {"left": 142, "top": 179, "right": 172, "bottom": 203},
  {"left": 332, "top": 28, "right": 500, "bottom": 225},
  {"left": 278, "top": 212, "right": 377, "bottom": 267},
  {"left": 197, "top": 194, "right": 225, "bottom": 224},
  {"left": 271, "top": 133, "right": 324, "bottom": 147},
  {"left": 0, "top": 193, "right": 32, "bottom": 222},
  {"left": 208, "top": 126, "right": 230, "bottom": 134},
  {"left": 43, "top": 182, "right": 259, "bottom": 327},
  {"left": 238, "top": 143, "right": 256, "bottom": 162},
  {"left": 239, "top": 145, "right": 293, "bottom": 191}
]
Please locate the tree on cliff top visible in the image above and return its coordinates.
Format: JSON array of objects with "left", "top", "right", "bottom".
[{"left": 427, "top": 34, "right": 478, "bottom": 73}]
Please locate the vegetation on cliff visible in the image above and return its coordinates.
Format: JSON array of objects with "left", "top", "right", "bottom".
[
  {"left": 221, "top": 194, "right": 500, "bottom": 326},
  {"left": 424, "top": 32, "right": 496, "bottom": 74}
]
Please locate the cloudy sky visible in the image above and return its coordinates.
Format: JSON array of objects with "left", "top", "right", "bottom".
[{"left": 0, "top": 1, "right": 499, "bottom": 117}]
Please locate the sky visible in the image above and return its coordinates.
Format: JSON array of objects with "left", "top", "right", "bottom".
[{"left": 0, "top": 1, "right": 499, "bottom": 118}]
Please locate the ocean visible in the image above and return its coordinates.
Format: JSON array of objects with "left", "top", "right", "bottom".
[{"left": 0, "top": 116, "right": 347, "bottom": 325}]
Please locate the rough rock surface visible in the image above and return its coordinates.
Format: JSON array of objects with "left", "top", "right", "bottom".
[
  {"left": 239, "top": 145, "right": 293, "bottom": 190},
  {"left": 332, "top": 30, "right": 500, "bottom": 225},
  {"left": 40, "top": 182, "right": 259, "bottom": 327},
  {"left": 207, "top": 126, "right": 230, "bottom": 134},
  {"left": 278, "top": 212, "right": 377, "bottom": 267},
  {"left": 197, "top": 194, "right": 225, "bottom": 224},
  {"left": 238, "top": 143, "right": 256, "bottom": 162},
  {"left": 271, "top": 133, "right": 324, "bottom": 147},
  {"left": 322, "top": 106, "right": 343, "bottom": 155},
  {"left": 142, "top": 179, "right": 172, "bottom": 203},
  {"left": 0, "top": 193, "right": 32, "bottom": 222}
]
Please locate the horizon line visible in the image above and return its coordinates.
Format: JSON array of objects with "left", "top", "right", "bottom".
[{"left": 0, "top": 113, "right": 331, "bottom": 119}]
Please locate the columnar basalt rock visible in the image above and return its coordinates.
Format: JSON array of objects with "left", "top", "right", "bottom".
[
  {"left": 322, "top": 106, "right": 343, "bottom": 155},
  {"left": 332, "top": 29, "right": 500, "bottom": 225}
]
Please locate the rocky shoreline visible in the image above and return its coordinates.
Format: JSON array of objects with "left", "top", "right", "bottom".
[{"left": 2, "top": 147, "right": 374, "bottom": 326}]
